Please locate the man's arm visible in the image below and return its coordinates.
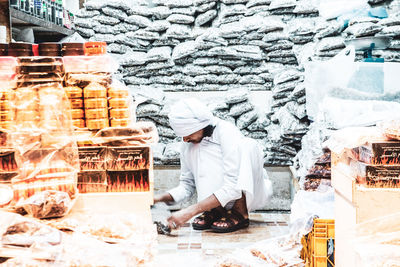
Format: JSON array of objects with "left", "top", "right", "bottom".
[
  {"left": 154, "top": 192, "right": 174, "bottom": 204},
  {"left": 167, "top": 194, "right": 221, "bottom": 228}
]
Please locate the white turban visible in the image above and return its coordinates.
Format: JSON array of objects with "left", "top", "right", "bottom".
[{"left": 168, "top": 98, "right": 215, "bottom": 137}]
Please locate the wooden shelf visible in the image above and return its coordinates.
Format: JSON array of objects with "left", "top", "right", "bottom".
[{"left": 10, "top": 8, "right": 74, "bottom": 40}]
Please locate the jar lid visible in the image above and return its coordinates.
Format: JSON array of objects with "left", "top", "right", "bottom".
[
  {"left": 38, "top": 42, "right": 61, "bottom": 56},
  {"left": 9, "top": 43, "right": 33, "bottom": 57},
  {"left": 84, "top": 42, "right": 107, "bottom": 56},
  {"left": 62, "top": 42, "right": 85, "bottom": 56},
  {"left": 0, "top": 43, "right": 8, "bottom": 56}
]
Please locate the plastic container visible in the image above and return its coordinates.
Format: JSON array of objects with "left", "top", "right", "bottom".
[
  {"left": 8, "top": 43, "right": 33, "bottom": 57},
  {"left": 38, "top": 42, "right": 61, "bottom": 56},
  {"left": 0, "top": 44, "right": 8, "bottom": 56},
  {"left": 84, "top": 42, "right": 107, "bottom": 56},
  {"left": 303, "top": 219, "right": 335, "bottom": 267},
  {"left": 61, "top": 42, "right": 84, "bottom": 56}
]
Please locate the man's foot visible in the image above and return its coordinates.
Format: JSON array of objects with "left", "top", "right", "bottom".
[
  {"left": 211, "top": 209, "right": 249, "bottom": 233},
  {"left": 211, "top": 192, "right": 249, "bottom": 233},
  {"left": 192, "top": 207, "right": 225, "bottom": 230}
]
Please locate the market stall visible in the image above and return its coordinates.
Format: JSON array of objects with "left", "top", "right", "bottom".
[{"left": 0, "top": 41, "right": 158, "bottom": 266}]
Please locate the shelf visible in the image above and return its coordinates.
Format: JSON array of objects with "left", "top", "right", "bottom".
[{"left": 10, "top": 8, "right": 74, "bottom": 39}]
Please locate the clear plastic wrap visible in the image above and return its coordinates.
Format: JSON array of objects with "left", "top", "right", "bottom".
[
  {"left": 0, "top": 57, "right": 18, "bottom": 132},
  {"left": 63, "top": 55, "right": 118, "bottom": 130},
  {"left": 9, "top": 57, "right": 79, "bottom": 207},
  {"left": 352, "top": 212, "right": 400, "bottom": 267},
  {"left": 92, "top": 121, "right": 159, "bottom": 146},
  {"left": 16, "top": 190, "right": 74, "bottom": 219},
  {"left": 378, "top": 119, "right": 400, "bottom": 140},
  {"left": 108, "top": 80, "right": 136, "bottom": 128}
]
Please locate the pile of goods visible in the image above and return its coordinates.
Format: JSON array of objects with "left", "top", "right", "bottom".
[
  {"left": 74, "top": 0, "right": 400, "bottom": 166},
  {"left": 0, "top": 42, "right": 158, "bottom": 265},
  {"left": 303, "top": 149, "right": 331, "bottom": 191}
]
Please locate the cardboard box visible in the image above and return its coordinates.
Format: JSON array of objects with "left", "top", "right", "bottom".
[
  {"left": 78, "top": 146, "right": 107, "bottom": 171},
  {"left": 332, "top": 151, "right": 400, "bottom": 267},
  {"left": 0, "top": 150, "right": 17, "bottom": 172},
  {"left": 353, "top": 140, "right": 400, "bottom": 164},
  {"left": 107, "top": 146, "right": 150, "bottom": 171},
  {"left": 77, "top": 170, "right": 107, "bottom": 193},
  {"left": 106, "top": 170, "right": 150, "bottom": 192}
]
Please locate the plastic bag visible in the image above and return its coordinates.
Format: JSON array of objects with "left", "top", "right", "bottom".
[
  {"left": 290, "top": 187, "right": 335, "bottom": 224},
  {"left": 318, "top": 0, "right": 368, "bottom": 20},
  {"left": 305, "top": 46, "right": 356, "bottom": 121},
  {"left": 10, "top": 56, "right": 79, "bottom": 205},
  {"left": 92, "top": 121, "right": 159, "bottom": 146},
  {"left": 16, "top": 190, "right": 74, "bottom": 219}
]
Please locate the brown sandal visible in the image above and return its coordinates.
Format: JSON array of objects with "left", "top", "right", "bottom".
[
  {"left": 192, "top": 208, "right": 224, "bottom": 230},
  {"left": 211, "top": 209, "right": 249, "bottom": 233}
]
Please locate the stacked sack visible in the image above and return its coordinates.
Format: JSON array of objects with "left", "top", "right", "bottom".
[{"left": 75, "top": 0, "right": 400, "bottom": 166}]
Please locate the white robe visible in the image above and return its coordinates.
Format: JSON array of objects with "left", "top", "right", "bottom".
[{"left": 168, "top": 118, "right": 272, "bottom": 211}]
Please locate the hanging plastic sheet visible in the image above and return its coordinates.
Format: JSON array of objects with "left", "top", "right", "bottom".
[{"left": 305, "top": 46, "right": 400, "bottom": 128}]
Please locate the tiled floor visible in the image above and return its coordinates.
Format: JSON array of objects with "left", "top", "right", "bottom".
[{"left": 154, "top": 212, "right": 290, "bottom": 267}]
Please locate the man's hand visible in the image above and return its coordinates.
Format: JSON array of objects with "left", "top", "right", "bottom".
[
  {"left": 167, "top": 207, "right": 196, "bottom": 229},
  {"left": 167, "top": 194, "right": 222, "bottom": 229}
]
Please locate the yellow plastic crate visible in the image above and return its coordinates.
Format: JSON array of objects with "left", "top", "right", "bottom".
[{"left": 303, "top": 219, "right": 335, "bottom": 267}]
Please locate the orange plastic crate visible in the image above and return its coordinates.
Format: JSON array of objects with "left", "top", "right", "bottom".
[{"left": 303, "top": 219, "right": 335, "bottom": 267}]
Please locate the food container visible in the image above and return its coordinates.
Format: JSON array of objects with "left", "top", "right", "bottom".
[
  {"left": 86, "top": 118, "right": 109, "bottom": 130},
  {"left": 61, "top": 43, "right": 85, "bottom": 56},
  {"left": 70, "top": 99, "right": 84, "bottom": 109},
  {"left": 111, "top": 118, "right": 130, "bottom": 127},
  {"left": 84, "top": 83, "right": 107, "bottom": 98},
  {"left": 108, "top": 87, "right": 129, "bottom": 98},
  {"left": 38, "top": 43, "right": 62, "bottom": 57},
  {"left": 65, "top": 86, "right": 83, "bottom": 98},
  {"left": 110, "top": 108, "right": 129, "bottom": 119},
  {"left": 85, "top": 108, "right": 108, "bottom": 119},
  {"left": 70, "top": 109, "right": 84, "bottom": 119},
  {"left": 72, "top": 119, "right": 85, "bottom": 128},
  {"left": 109, "top": 98, "right": 129, "bottom": 109},
  {"left": 8, "top": 43, "right": 33, "bottom": 57},
  {"left": 84, "top": 98, "right": 108, "bottom": 109}
]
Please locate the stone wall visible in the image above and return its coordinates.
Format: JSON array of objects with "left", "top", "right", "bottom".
[{"left": 75, "top": 0, "right": 400, "bottom": 165}]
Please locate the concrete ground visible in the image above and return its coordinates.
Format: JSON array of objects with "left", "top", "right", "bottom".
[{"left": 154, "top": 212, "right": 290, "bottom": 267}]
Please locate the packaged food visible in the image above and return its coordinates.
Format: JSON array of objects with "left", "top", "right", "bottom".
[
  {"left": 0, "top": 100, "right": 11, "bottom": 110},
  {"left": 62, "top": 42, "right": 85, "bottom": 56},
  {"left": 38, "top": 43, "right": 62, "bottom": 57},
  {"left": 0, "top": 90, "right": 14, "bottom": 101},
  {"left": 72, "top": 119, "right": 85, "bottom": 128},
  {"left": 85, "top": 108, "right": 108, "bottom": 119},
  {"left": 110, "top": 109, "right": 129, "bottom": 119},
  {"left": 108, "top": 87, "right": 129, "bottom": 98},
  {"left": 109, "top": 98, "right": 129, "bottom": 109},
  {"left": 17, "top": 190, "right": 72, "bottom": 219},
  {"left": 70, "top": 98, "right": 84, "bottom": 109},
  {"left": 353, "top": 140, "right": 400, "bottom": 165},
  {"left": 84, "top": 98, "right": 108, "bottom": 109},
  {"left": 0, "top": 111, "right": 12, "bottom": 121},
  {"left": 16, "top": 110, "right": 40, "bottom": 121},
  {"left": 0, "top": 121, "right": 13, "bottom": 130},
  {"left": 70, "top": 109, "right": 84, "bottom": 119},
  {"left": 87, "top": 119, "right": 109, "bottom": 130},
  {"left": 84, "top": 83, "right": 107, "bottom": 99},
  {"left": 111, "top": 118, "right": 130, "bottom": 127},
  {"left": 65, "top": 86, "right": 83, "bottom": 99}
]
